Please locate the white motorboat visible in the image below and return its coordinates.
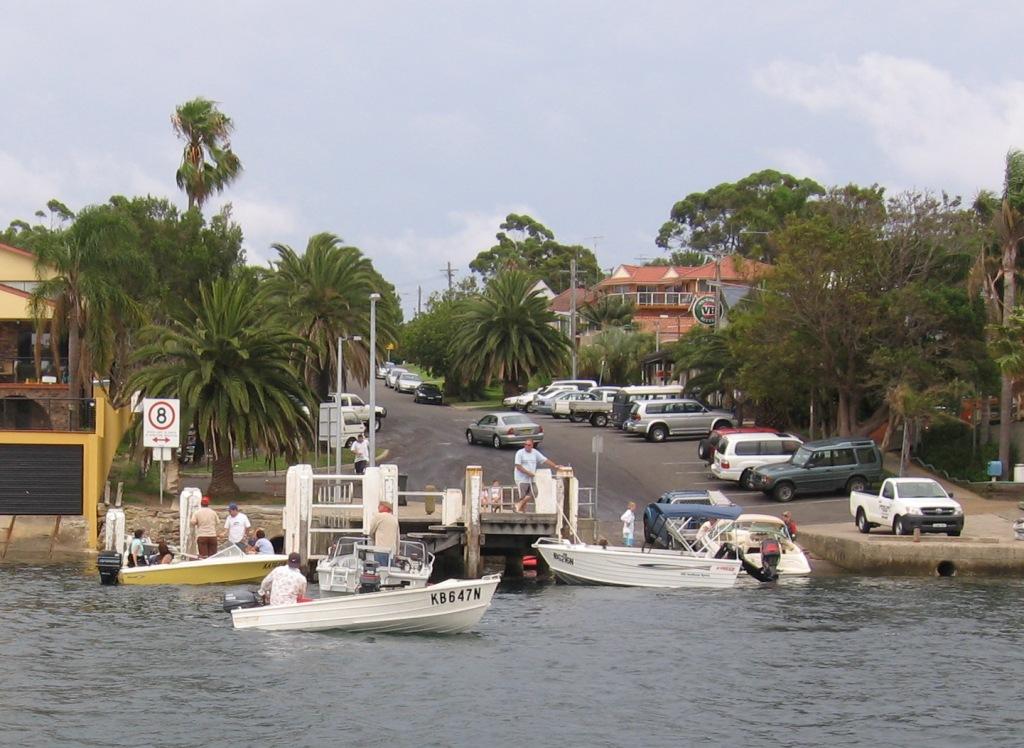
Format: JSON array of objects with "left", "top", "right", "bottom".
[
  {"left": 532, "top": 538, "right": 741, "bottom": 588},
  {"left": 226, "top": 574, "right": 500, "bottom": 634},
  {"left": 703, "top": 514, "right": 811, "bottom": 576},
  {"left": 316, "top": 537, "right": 434, "bottom": 594}
]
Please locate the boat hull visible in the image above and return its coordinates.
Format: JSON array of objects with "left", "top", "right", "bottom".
[
  {"left": 120, "top": 555, "right": 287, "bottom": 585},
  {"left": 533, "top": 540, "right": 741, "bottom": 589},
  {"left": 231, "top": 575, "right": 501, "bottom": 634}
]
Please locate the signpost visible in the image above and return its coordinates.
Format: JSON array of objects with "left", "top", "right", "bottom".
[
  {"left": 592, "top": 434, "right": 604, "bottom": 541},
  {"left": 693, "top": 295, "right": 717, "bottom": 326},
  {"left": 143, "top": 398, "right": 180, "bottom": 504}
]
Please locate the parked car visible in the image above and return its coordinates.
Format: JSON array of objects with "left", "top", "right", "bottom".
[
  {"left": 750, "top": 437, "right": 884, "bottom": 502},
  {"left": 547, "top": 378, "right": 598, "bottom": 391},
  {"left": 376, "top": 361, "right": 396, "bottom": 379},
  {"left": 610, "top": 385, "right": 687, "bottom": 428},
  {"left": 552, "top": 391, "right": 598, "bottom": 419},
  {"left": 395, "top": 372, "right": 423, "bottom": 393},
  {"left": 465, "top": 412, "right": 543, "bottom": 448},
  {"left": 656, "top": 489, "right": 735, "bottom": 506},
  {"left": 536, "top": 390, "right": 592, "bottom": 416},
  {"left": 328, "top": 393, "right": 386, "bottom": 430},
  {"left": 327, "top": 407, "right": 367, "bottom": 448},
  {"left": 523, "top": 385, "right": 576, "bottom": 413},
  {"left": 503, "top": 390, "right": 533, "bottom": 409},
  {"left": 622, "top": 399, "right": 734, "bottom": 442},
  {"left": 385, "top": 367, "right": 408, "bottom": 388},
  {"left": 710, "top": 432, "right": 803, "bottom": 489},
  {"left": 414, "top": 382, "right": 444, "bottom": 405},
  {"left": 850, "top": 477, "right": 964, "bottom": 536},
  {"left": 697, "top": 426, "right": 786, "bottom": 462}
]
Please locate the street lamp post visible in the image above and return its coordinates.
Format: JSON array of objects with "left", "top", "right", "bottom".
[
  {"left": 368, "top": 293, "right": 382, "bottom": 467},
  {"left": 335, "top": 334, "right": 361, "bottom": 475}
]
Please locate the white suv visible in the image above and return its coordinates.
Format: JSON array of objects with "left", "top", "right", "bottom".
[{"left": 711, "top": 432, "right": 803, "bottom": 489}]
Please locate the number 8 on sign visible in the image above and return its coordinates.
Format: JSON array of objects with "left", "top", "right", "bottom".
[{"left": 142, "top": 398, "right": 181, "bottom": 449}]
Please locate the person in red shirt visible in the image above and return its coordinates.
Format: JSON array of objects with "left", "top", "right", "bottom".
[{"left": 782, "top": 511, "right": 798, "bottom": 540}]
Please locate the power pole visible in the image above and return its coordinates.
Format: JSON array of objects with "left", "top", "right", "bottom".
[
  {"left": 417, "top": 285, "right": 422, "bottom": 316},
  {"left": 570, "top": 254, "right": 578, "bottom": 379},
  {"left": 440, "top": 262, "right": 456, "bottom": 291}
]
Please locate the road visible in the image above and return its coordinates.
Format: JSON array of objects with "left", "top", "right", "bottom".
[{"left": 361, "top": 382, "right": 851, "bottom": 527}]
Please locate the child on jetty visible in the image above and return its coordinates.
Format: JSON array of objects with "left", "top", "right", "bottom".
[{"left": 620, "top": 502, "right": 637, "bottom": 547}]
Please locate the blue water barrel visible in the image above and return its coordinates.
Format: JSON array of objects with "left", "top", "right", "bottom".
[{"left": 987, "top": 460, "right": 1003, "bottom": 477}]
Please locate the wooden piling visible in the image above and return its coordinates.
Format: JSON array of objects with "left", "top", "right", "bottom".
[{"left": 464, "top": 466, "right": 483, "bottom": 578}]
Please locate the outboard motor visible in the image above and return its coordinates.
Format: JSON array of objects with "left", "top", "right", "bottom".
[
  {"left": 223, "top": 590, "right": 264, "bottom": 613},
  {"left": 97, "top": 550, "right": 123, "bottom": 585},
  {"left": 359, "top": 560, "right": 382, "bottom": 594},
  {"left": 758, "top": 538, "right": 782, "bottom": 582}
]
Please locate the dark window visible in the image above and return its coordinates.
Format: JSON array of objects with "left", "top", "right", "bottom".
[
  {"left": 0, "top": 444, "right": 83, "bottom": 514},
  {"left": 735, "top": 441, "right": 760, "bottom": 456},
  {"left": 833, "top": 448, "right": 856, "bottom": 466},
  {"left": 855, "top": 447, "right": 879, "bottom": 464},
  {"left": 683, "top": 402, "right": 704, "bottom": 413},
  {"left": 759, "top": 440, "right": 784, "bottom": 456},
  {"left": 781, "top": 440, "right": 801, "bottom": 454},
  {"left": 807, "top": 450, "right": 831, "bottom": 468},
  {"left": 882, "top": 483, "right": 894, "bottom": 499},
  {"left": 646, "top": 404, "right": 666, "bottom": 415}
]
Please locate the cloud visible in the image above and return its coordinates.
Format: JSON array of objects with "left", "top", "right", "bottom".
[
  {"left": 753, "top": 53, "right": 1024, "bottom": 192},
  {"left": 216, "top": 196, "right": 301, "bottom": 264},
  {"left": 0, "top": 151, "right": 66, "bottom": 220},
  {"left": 761, "top": 147, "right": 830, "bottom": 183},
  {"left": 356, "top": 206, "right": 531, "bottom": 314}
]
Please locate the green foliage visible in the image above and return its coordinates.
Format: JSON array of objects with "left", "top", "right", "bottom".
[
  {"left": 644, "top": 250, "right": 707, "bottom": 267},
  {"left": 579, "top": 295, "right": 635, "bottom": 331},
  {"left": 130, "top": 275, "right": 315, "bottom": 496},
  {"left": 261, "top": 233, "right": 400, "bottom": 400},
  {"left": 578, "top": 327, "right": 653, "bottom": 384},
  {"left": 917, "top": 418, "right": 1003, "bottom": 482},
  {"left": 172, "top": 97, "right": 243, "bottom": 211},
  {"left": 450, "top": 269, "right": 570, "bottom": 393},
  {"left": 656, "top": 169, "right": 824, "bottom": 261},
  {"left": 469, "top": 213, "right": 601, "bottom": 293}
]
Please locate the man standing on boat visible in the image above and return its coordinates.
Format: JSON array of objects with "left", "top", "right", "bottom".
[
  {"left": 513, "top": 439, "right": 564, "bottom": 513},
  {"left": 191, "top": 496, "right": 219, "bottom": 558},
  {"left": 224, "top": 502, "right": 251, "bottom": 550},
  {"left": 368, "top": 501, "right": 400, "bottom": 554},
  {"left": 258, "top": 552, "right": 307, "bottom": 606}
]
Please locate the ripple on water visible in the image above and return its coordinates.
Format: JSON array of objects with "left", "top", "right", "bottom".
[{"left": 1, "top": 565, "right": 1023, "bottom": 747}]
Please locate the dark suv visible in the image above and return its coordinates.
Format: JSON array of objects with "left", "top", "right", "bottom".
[{"left": 750, "top": 436, "right": 884, "bottom": 502}]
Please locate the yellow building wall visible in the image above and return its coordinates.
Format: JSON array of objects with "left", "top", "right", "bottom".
[
  {"left": 0, "top": 389, "right": 133, "bottom": 550},
  {"left": 0, "top": 249, "right": 43, "bottom": 282}
]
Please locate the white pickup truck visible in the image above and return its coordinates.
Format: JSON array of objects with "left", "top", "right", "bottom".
[
  {"left": 334, "top": 394, "right": 386, "bottom": 430},
  {"left": 850, "top": 477, "right": 964, "bottom": 537}
]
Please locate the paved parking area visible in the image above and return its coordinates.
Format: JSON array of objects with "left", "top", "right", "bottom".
[{"left": 367, "top": 384, "right": 852, "bottom": 527}]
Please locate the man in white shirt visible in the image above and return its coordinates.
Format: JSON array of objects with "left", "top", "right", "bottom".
[
  {"left": 367, "top": 501, "right": 400, "bottom": 555},
  {"left": 258, "top": 552, "right": 307, "bottom": 605},
  {"left": 351, "top": 432, "right": 370, "bottom": 475},
  {"left": 513, "top": 439, "right": 563, "bottom": 513},
  {"left": 223, "top": 502, "right": 251, "bottom": 549}
]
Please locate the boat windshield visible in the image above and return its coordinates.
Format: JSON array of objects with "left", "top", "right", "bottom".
[{"left": 210, "top": 544, "right": 247, "bottom": 559}]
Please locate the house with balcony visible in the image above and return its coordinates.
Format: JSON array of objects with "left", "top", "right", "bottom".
[
  {"left": 592, "top": 255, "right": 770, "bottom": 345},
  {"left": 0, "top": 241, "right": 130, "bottom": 556}
]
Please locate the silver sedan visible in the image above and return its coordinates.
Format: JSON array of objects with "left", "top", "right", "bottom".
[{"left": 465, "top": 412, "right": 544, "bottom": 449}]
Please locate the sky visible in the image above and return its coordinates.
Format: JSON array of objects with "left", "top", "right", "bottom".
[{"left": 3, "top": 1, "right": 1024, "bottom": 316}]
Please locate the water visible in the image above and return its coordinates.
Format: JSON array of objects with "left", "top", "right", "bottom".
[{"left": 1, "top": 565, "right": 1022, "bottom": 748}]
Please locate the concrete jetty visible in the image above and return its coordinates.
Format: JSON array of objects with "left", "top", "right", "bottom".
[{"left": 800, "top": 459, "right": 1024, "bottom": 576}]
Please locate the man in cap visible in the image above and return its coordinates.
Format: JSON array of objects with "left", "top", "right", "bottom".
[
  {"left": 190, "top": 495, "right": 220, "bottom": 558},
  {"left": 258, "top": 552, "right": 308, "bottom": 606},
  {"left": 367, "top": 501, "right": 400, "bottom": 555},
  {"left": 223, "top": 502, "right": 251, "bottom": 550}
]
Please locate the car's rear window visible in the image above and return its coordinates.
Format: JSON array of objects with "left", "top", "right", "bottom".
[
  {"left": 855, "top": 446, "right": 879, "bottom": 464},
  {"left": 503, "top": 415, "right": 532, "bottom": 425}
]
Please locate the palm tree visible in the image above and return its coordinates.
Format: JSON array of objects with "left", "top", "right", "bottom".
[
  {"left": 579, "top": 295, "right": 635, "bottom": 331},
  {"left": 172, "top": 97, "right": 243, "bottom": 211},
  {"left": 130, "top": 276, "right": 315, "bottom": 496},
  {"left": 993, "top": 150, "right": 1024, "bottom": 477},
  {"left": 451, "top": 270, "right": 570, "bottom": 394},
  {"left": 261, "top": 233, "right": 399, "bottom": 400},
  {"left": 578, "top": 327, "right": 653, "bottom": 384},
  {"left": 29, "top": 207, "right": 141, "bottom": 405}
]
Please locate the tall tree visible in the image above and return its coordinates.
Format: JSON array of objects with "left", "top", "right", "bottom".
[
  {"left": 130, "top": 276, "right": 314, "bottom": 496},
  {"left": 450, "top": 270, "right": 570, "bottom": 394},
  {"left": 578, "top": 295, "right": 635, "bottom": 331},
  {"left": 992, "top": 150, "right": 1024, "bottom": 477},
  {"left": 469, "top": 214, "right": 601, "bottom": 293},
  {"left": 262, "top": 233, "right": 400, "bottom": 400},
  {"left": 656, "top": 169, "right": 824, "bottom": 261},
  {"left": 577, "top": 327, "right": 653, "bottom": 385},
  {"left": 28, "top": 206, "right": 144, "bottom": 405},
  {"left": 172, "top": 97, "right": 243, "bottom": 211}
]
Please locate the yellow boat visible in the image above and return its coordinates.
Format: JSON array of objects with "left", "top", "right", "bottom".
[{"left": 114, "top": 546, "right": 287, "bottom": 586}]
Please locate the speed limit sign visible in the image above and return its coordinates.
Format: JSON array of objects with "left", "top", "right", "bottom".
[{"left": 142, "top": 398, "right": 181, "bottom": 448}]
